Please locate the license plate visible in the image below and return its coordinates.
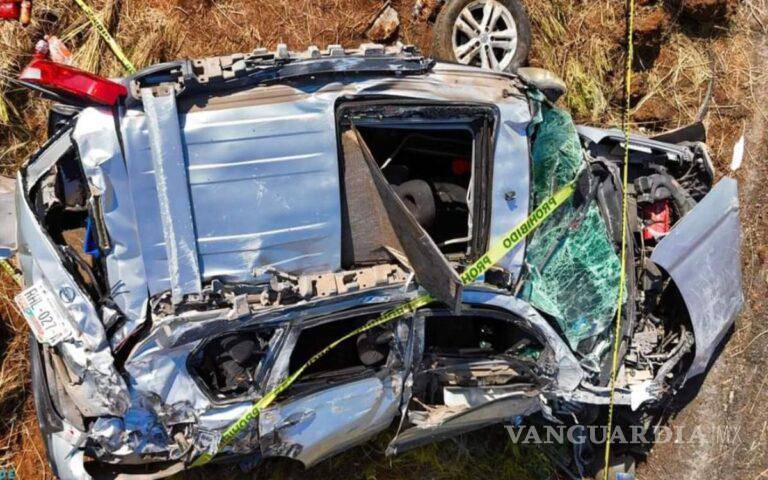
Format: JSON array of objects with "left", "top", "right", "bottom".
[{"left": 15, "top": 282, "right": 73, "bottom": 346}]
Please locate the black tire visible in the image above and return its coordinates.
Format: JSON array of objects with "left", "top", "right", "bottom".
[
  {"left": 431, "top": 0, "right": 532, "bottom": 72},
  {"left": 395, "top": 179, "right": 437, "bottom": 229}
]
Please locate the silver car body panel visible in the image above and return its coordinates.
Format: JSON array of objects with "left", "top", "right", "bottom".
[
  {"left": 15, "top": 174, "right": 130, "bottom": 416},
  {"left": 0, "top": 175, "right": 16, "bottom": 258},
  {"left": 119, "top": 84, "right": 343, "bottom": 295},
  {"left": 74, "top": 109, "right": 150, "bottom": 348},
  {"left": 386, "top": 392, "right": 542, "bottom": 455},
  {"left": 259, "top": 375, "right": 403, "bottom": 466},
  {"left": 651, "top": 177, "right": 743, "bottom": 379},
  {"left": 141, "top": 87, "right": 203, "bottom": 303},
  {"left": 102, "top": 64, "right": 531, "bottom": 310},
  {"left": 47, "top": 431, "right": 90, "bottom": 480}
]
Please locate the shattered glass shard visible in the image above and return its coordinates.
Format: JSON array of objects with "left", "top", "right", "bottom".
[{"left": 523, "top": 103, "right": 621, "bottom": 350}]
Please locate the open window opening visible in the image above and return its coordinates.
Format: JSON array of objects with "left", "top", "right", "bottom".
[
  {"left": 355, "top": 127, "right": 473, "bottom": 255},
  {"left": 285, "top": 313, "right": 396, "bottom": 396},
  {"left": 188, "top": 328, "right": 275, "bottom": 401},
  {"left": 409, "top": 311, "right": 545, "bottom": 424},
  {"left": 336, "top": 102, "right": 495, "bottom": 270}
]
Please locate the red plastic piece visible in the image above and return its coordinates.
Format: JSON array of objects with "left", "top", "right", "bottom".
[
  {"left": 451, "top": 157, "right": 472, "bottom": 176},
  {"left": 641, "top": 200, "right": 671, "bottom": 242},
  {"left": 19, "top": 58, "right": 127, "bottom": 106},
  {"left": 0, "top": 2, "right": 20, "bottom": 20}
]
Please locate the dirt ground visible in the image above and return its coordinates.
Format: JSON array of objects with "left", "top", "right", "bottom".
[
  {"left": 0, "top": 0, "right": 767, "bottom": 479},
  {"left": 639, "top": 17, "right": 768, "bottom": 480}
]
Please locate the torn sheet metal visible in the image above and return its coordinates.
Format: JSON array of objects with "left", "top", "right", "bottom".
[
  {"left": 259, "top": 375, "right": 402, "bottom": 467},
  {"left": 73, "top": 110, "right": 150, "bottom": 347},
  {"left": 47, "top": 431, "right": 91, "bottom": 480},
  {"left": 354, "top": 126, "right": 464, "bottom": 312},
  {"left": 141, "top": 87, "right": 202, "bottom": 303},
  {"left": 15, "top": 176, "right": 130, "bottom": 416},
  {"left": 443, "top": 386, "right": 525, "bottom": 409},
  {"left": 387, "top": 393, "right": 542, "bottom": 455},
  {"left": 125, "top": 336, "right": 214, "bottom": 412},
  {"left": 24, "top": 131, "right": 75, "bottom": 192},
  {"left": 576, "top": 125, "right": 697, "bottom": 162},
  {"left": 651, "top": 177, "right": 743, "bottom": 379},
  {"left": 109, "top": 283, "right": 581, "bottom": 468}
]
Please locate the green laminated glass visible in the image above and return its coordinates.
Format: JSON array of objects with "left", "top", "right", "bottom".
[{"left": 523, "top": 103, "right": 621, "bottom": 350}]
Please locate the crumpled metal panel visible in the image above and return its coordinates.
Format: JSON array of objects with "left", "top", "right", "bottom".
[
  {"left": 119, "top": 92, "right": 342, "bottom": 294},
  {"left": 353, "top": 127, "right": 463, "bottom": 312},
  {"left": 461, "top": 288, "right": 584, "bottom": 391},
  {"left": 47, "top": 431, "right": 91, "bottom": 480},
  {"left": 73, "top": 110, "right": 150, "bottom": 347},
  {"left": 387, "top": 392, "right": 542, "bottom": 455},
  {"left": 259, "top": 375, "right": 402, "bottom": 467},
  {"left": 98, "top": 283, "right": 578, "bottom": 466},
  {"left": 141, "top": 88, "right": 202, "bottom": 303},
  {"left": 125, "top": 335, "right": 212, "bottom": 412},
  {"left": 651, "top": 178, "right": 743, "bottom": 379},
  {"left": 15, "top": 175, "right": 130, "bottom": 416}
]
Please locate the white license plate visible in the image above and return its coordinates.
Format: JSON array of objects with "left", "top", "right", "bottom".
[{"left": 15, "top": 282, "right": 73, "bottom": 346}]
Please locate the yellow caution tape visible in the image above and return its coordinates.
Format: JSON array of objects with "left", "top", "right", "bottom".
[
  {"left": 190, "top": 180, "right": 576, "bottom": 467},
  {"left": 603, "top": 0, "right": 636, "bottom": 477},
  {"left": 72, "top": 0, "right": 136, "bottom": 74},
  {"left": 460, "top": 184, "right": 579, "bottom": 285},
  {"left": 0, "top": 259, "right": 22, "bottom": 287}
]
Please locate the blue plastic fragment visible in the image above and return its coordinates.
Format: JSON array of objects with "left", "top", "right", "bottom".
[{"left": 84, "top": 216, "right": 101, "bottom": 259}]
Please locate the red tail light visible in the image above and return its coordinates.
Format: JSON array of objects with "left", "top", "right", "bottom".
[
  {"left": 19, "top": 58, "right": 127, "bottom": 106},
  {"left": 0, "top": 2, "right": 21, "bottom": 21}
]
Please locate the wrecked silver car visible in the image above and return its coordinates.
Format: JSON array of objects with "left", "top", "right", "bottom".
[{"left": 1, "top": 44, "right": 743, "bottom": 478}]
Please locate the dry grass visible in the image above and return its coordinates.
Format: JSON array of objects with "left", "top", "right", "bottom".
[{"left": 0, "top": 0, "right": 764, "bottom": 478}]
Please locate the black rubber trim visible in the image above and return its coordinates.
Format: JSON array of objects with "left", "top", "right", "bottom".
[{"left": 29, "top": 335, "right": 64, "bottom": 478}]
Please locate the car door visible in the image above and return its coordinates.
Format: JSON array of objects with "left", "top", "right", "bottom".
[
  {"left": 385, "top": 293, "right": 583, "bottom": 455},
  {"left": 258, "top": 309, "right": 415, "bottom": 467}
]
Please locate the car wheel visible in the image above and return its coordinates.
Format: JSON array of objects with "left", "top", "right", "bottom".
[{"left": 432, "top": 0, "right": 532, "bottom": 72}]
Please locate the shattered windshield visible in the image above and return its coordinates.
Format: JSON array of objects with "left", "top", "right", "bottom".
[{"left": 521, "top": 99, "right": 622, "bottom": 350}]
